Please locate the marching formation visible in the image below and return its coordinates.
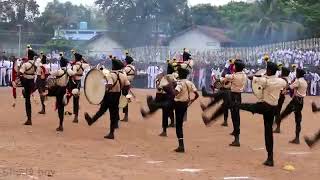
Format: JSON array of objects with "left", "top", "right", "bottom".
[{"left": 6, "top": 45, "right": 320, "bottom": 168}]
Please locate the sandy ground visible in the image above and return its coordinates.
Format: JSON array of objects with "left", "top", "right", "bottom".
[{"left": 0, "top": 87, "right": 319, "bottom": 180}]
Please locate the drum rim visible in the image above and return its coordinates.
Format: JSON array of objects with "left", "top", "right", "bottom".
[{"left": 84, "top": 68, "right": 105, "bottom": 105}]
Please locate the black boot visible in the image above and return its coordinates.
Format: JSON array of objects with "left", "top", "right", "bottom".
[
  {"left": 104, "top": 133, "right": 114, "bottom": 139},
  {"left": 273, "top": 126, "right": 281, "bottom": 134},
  {"left": 159, "top": 129, "right": 167, "bottom": 137},
  {"left": 221, "top": 120, "right": 228, "bottom": 127},
  {"left": 121, "top": 113, "right": 128, "bottom": 122},
  {"left": 84, "top": 113, "right": 94, "bottom": 126},
  {"left": 263, "top": 153, "right": 274, "bottom": 167},
  {"left": 304, "top": 137, "right": 314, "bottom": 148},
  {"left": 289, "top": 137, "right": 300, "bottom": 144},
  {"left": 73, "top": 114, "right": 79, "bottom": 123},
  {"left": 229, "top": 135, "right": 240, "bottom": 147},
  {"left": 312, "top": 102, "right": 320, "bottom": 112},
  {"left": 24, "top": 120, "right": 32, "bottom": 126},
  {"left": 38, "top": 109, "right": 46, "bottom": 115},
  {"left": 174, "top": 139, "right": 185, "bottom": 153},
  {"left": 56, "top": 126, "right": 64, "bottom": 132}
]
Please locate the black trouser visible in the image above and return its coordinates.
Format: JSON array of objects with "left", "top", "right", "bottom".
[
  {"left": 48, "top": 86, "right": 66, "bottom": 127},
  {"left": 274, "top": 94, "right": 285, "bottom": 127},
  {"left": 123, "top": 104, "right": 129, "bottom": 115},
  {"left": 69, "top": 80, "right": 81, "bottom": 117},
  {"left": 21, "top": 78, "right": 35, "bottom": 121},
  {"left": 36, "top": 77, "right": 47, "bottom": 111},
  {"left": 240, "top": 102, "right": 276, "bottom": 159},
  {"left": 174, "top": 101, "right": 188, "bottom": 140},
  {"left": 278, "top": 96, "right": 304, "bottom": 138},
  {"left": 204, "top": 89, "right": 231, "bottom": 124},
  {"left": 91, "top": 92, "right": 121, "bottom": 134},
  {"left": 155, "top": 93, "right": 174, "bottom": 131},
  {"left": 230, "top": 92, "right": 241, "bottom": 136}
]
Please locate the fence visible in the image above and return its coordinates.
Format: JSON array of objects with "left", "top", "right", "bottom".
[{"left": 129, "top": 38, "right": 320, "bottom": 66}]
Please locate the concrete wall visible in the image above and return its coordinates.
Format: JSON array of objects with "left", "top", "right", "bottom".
[
  {"left": 169, "top": 29, "right": 221, "bottom": 50},
  {"left": 86, "top": 35, "right": 124, "bottom": 56}
]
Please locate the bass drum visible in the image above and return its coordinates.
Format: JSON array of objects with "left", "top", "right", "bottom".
[
  {"left": 84, "top": 69, "right": 106, "bottom": 105},
  {"left": 252, "top": 77, "right": 267, "bottom": 100}
]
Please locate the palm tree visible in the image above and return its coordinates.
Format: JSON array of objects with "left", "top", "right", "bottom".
[{"left": 234, "top": 0, "right": 304, "bottom": 45}]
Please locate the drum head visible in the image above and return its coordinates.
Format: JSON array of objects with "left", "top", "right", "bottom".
[
  {"left": 119, "top": 95, "right": 128, "bottom": 108},
  {"left": 84, "top": 69, "right": 106, "bottom": 105},
  {"left": 252, "top": 77, "right": 266, "bottom": 100}
]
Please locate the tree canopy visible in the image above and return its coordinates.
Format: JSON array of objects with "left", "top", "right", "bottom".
[{"left": 1, "top": 0, "right": 320, "bottom": 48}]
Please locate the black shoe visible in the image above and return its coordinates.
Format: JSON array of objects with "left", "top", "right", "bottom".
[
  {"left": 141, "top": 109, "right": 148, "bottom": 118},
  {"left": 73, "top": 117, "right": 79, "bottom": 123},
  {"left": 221, "top": 121, "right": 228, "bottom": 127},
  {"left": 65, "top": 111, "right": 72, "bottom": 116},
  {"left": 24, "top": 120, "right": 32, "bottom": 126},
  {"left": 169, "top": 123, "right": 175, "bottom": 128},
  {"left": 159, "top": 132, "right": 167, "bottom": 137},
  {"left": 273, "top": 127, "right": 280, "bottom": 134},
  {"left": 263, "top": 159, "right": 274, "bottom": 167},
  {"left": 104, "top": 133, "right": 114, "bottom": 139},
  {"left": 289, "top": 138, "right": 300, "bottom": 144},
  {"left": 121, "top": 117, "right": 128, "bottom": 122},
  {"left": 84, "top": 113, "right": 93, "bottom": 126},
  {"left": 304, "top": 136, "right": 314, "bottom": 148},
  {"left": 312, "top": 102, "right": 318, "bottom": 112},
  {"left": 38, "top": 110, "right": 46, "bottom": 115},
  {"left": 56, "top": 126, "right": 64, "bottom": 132},
  {"left": 229, "top": 141, "right": 240, "bottom": 147},
  {"left": 174, "top": 146, "right": 185, "bottom": 153},
  {"left": 200, "top": 103, "right": 207, "bottom": 111},
  {"left": 202, "top": 114, "right": 213, "bottom": 126}
]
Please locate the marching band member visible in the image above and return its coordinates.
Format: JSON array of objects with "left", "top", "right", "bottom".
[
  {"left": 273, "top": 67, "right": 290, "bottom": 133},
  {"left": 141, "top": 61, "right": 177, "bottom": 137},
  {"left": 48, "top": 57, "right": 70, "bottom": 131},
  {"left": 36, "top": 51, "right": 49, "bottom": 114},
  {"left": 19, "top": 46, "right": 38, "bottom": 126},
  {"left": 277, "top": 68, "right": 308, "bottom": 144},
  {"left": 173, "top": 67, "right": 199, "bottom": 152},
  {"left": 84, "top": 59, "right": 130, "bottom": 139},
  {"left": 201, "top": 59, "right": 235, "bottom": 127},
  {"left": 121, "top": 51, "right": 135, "bottom": 122},
  {"left": 238, "top": 62, "right": 287, "bottom": 166},
  {"left": 68, "top": 50, "right": 90, "bottom": 123},
  {"left": 221, "top": 59, "right": 246, "bottom": 147}
]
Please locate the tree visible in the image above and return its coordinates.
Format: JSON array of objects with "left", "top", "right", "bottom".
[
  {"left": 95, "top": 0, "right": 191, "bottom": 47},
  {"left": 191, "top": 4, "right": 226, "bottom": 28},
  {"left": 36, "top": 0, "right": 92, "bottom": 34},
  {"left": 0, "top": 0, "right": 39, "bottom": 23}
]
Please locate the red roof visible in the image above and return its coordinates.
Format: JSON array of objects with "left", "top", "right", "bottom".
[{"left": 171, "top": 25, "right": 233, "bottom": 43}]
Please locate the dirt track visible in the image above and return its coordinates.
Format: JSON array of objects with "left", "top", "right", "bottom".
[{"left": 0, "top": 88, "right": 319, "bottom": 180}]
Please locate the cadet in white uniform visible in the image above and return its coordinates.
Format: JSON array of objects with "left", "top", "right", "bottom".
[{"left": 0, "top": 51, "right": 8, "bottom": 86}]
